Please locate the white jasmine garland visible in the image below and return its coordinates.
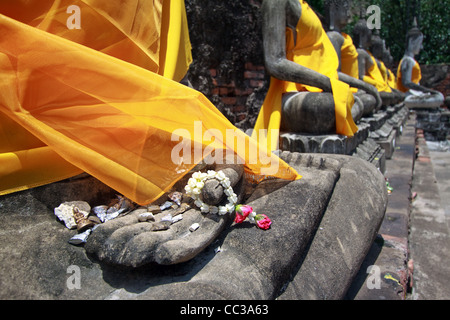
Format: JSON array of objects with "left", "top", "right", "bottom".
[{"left": 185, "top": 170, "right": 237, "bottom": 215}]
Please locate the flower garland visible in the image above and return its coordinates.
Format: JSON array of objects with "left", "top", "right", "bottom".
[
  {"left": 184, "top": 170, "right": 237, "bottom": 215},
  {"left": 185, "top": 170, "right": 272, "bottom": 230}
]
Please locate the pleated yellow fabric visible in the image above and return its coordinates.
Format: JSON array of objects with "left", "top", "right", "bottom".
[
  {"left": 252, "top": 0, "right": 357, "bottom": 152},
  {"left": 340, "top": 33, "right": 359, "bottom": 79},
  {"left": 387, "top": 69, "right": 398, "bottom": 90},
  {"left": 397, "top": 58, "right": 422, "bottom": 93},
  {"left": 0, "top": 0, "right": 192, "bottom": 197},
  {"left": 0, "top": 5, "right": 301, "bottom": 203},
  {"left": 363, "top": 51, "right": 392, "bottom": 93}
]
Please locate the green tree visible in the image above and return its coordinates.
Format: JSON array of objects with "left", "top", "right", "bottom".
[{"left": 312, "top": 0, "right": 449, "bottom": 64}]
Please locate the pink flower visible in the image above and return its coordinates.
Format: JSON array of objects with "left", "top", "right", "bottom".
[
  {"left": 234, "top": 205, "right": 253, "bottom": 224},
  {"left": 255, "top": 214, "right": 272, "bottom": 230}
]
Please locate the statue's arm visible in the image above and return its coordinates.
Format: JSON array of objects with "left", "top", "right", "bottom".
[
  {"left": 327, "top": 31, "right": 344, "bottom": 71},
  {"left": 356, "top": 49, "right": 367, "bottom": 80},
  {"left": 338, "top": 72, "right": 382, "bottom": 108},
  {"left": 261, "top": 0, "right": 332, "bottom": 92}
]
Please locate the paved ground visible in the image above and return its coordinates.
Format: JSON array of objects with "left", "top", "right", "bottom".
[
  {"left": 409, "top": 137, "right": 450, "bottom": 299},
  {"left": 347, "top": 113, "right": 450, "bottom": 300}
]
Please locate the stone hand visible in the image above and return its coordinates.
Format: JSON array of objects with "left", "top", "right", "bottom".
[{"left": 85, "top": 162, "right": 245, "bottom": 267}]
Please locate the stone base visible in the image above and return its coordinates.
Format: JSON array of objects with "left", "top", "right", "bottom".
[
  {"left": 374, "top": 127, "right": 397, "bottom": 160},
  {"left": 415, "top": 108, "right": 450, "bottom": 141},
  {"left": 0, "top": 152, "right": 388, "bottom": 300},
  {"left": 279, "top": 123, "right": 370, "bottom": 155},
  {"left": 363, "top": 104, "right": 409, "bottom": 160},
  {"left": 353, "top": 138, "right": 386, "bottom": 174},
  {"left": 279, "top": 103, "right": 409, "bottom": 168}
]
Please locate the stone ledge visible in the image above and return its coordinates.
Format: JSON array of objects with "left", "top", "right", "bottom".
[{"left": 0, "top": 152, "right": 387, "bottom": 300}]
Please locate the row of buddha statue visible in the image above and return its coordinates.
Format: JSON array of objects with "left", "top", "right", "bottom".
[{"left": 253, "top": 0, "right": 444, "bottom": 145}]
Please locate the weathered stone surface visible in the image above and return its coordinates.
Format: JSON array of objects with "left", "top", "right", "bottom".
[
  {"left": 277, "top": 154, "right": 387, "bottom": 299},
  {"left": 0, "top": 152, "right": 387, "bottom": 300},
  {"left": 84, "top": 167, "right": 245, "bottom": 267},
  {"left": 280, "top": 123, "right": 370, "bottom": 155}
]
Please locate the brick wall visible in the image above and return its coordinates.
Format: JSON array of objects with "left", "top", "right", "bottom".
[
  {"left": 185, "top": 0, "right": 266, "bottom": 131},
  {"left": 207, "top": 62, "right": 267, "bottom": 130}
]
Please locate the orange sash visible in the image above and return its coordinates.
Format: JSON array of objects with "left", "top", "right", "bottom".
[
  {"left": 0, "top": 3, "right": 301, "bottom": 203},
  {"left": 397, "top": 58, "right": 422, "bottom": 93}
]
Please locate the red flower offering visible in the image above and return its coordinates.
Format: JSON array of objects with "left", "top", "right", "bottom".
[{"left": 255, "top": 214, "right": 272, "bottom": 230}]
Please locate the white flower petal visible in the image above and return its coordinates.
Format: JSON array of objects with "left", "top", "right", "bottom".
[{"left": 210, "top": 206, "right": 219, "bottom": 214}]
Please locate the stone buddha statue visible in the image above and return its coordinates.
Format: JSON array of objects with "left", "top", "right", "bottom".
[
  {"left": 382, "top": 46, "right": 398, "bottom": 90},
  {"left": 397, "top": 20, "right": 444, "bottom": 109},
  {"left": 353, "top": 18, "right": 402, "bottom": 106},
  {"left": 253, "top": 0, "right": 362, "bottom": 144},
  {"left": 323, "top": 0, "right": 381, "bottom": 116},
  {"left": 370, "top": 33, "right": 405, "bottom": 102}
]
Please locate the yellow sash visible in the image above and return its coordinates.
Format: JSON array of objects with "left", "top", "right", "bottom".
[
  {"left": 252, "top": 0, "right": 357, "bottom": 152},
  {"left": 397, "top": 58, "right": 422, "bottom": 93},
  {"left": 387, "top": 68, "right": 398, "bottom": 90},
  {"left": 0, "top": 3, "right": 301, "bottom": 203},
  {"left": 341, "top": 33, "right": 359, "bottom": 80},
  {"left": 363, "top": 52, "right": 392, "bottom": 92}
]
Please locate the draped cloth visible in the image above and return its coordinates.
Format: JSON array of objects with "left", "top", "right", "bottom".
[
  {"left": 363, "top": 51, "right": 392, "bottom": 93},
  {"left": 340, "top": 32, "right": 359, "bottom": 93},
  {"left": 396, "top": 57, "right": 422, "bottom": 93},
  {"left": 0, "top": 1, "right": 301, "bottom": 204},
  {"left": 387, "top": 68, "right": 398, "bottom": 90},
  {"left": 252, "top": 0, "right": 357, "bottom": 152},
  {"left": 340, "top": 33, "right": 359, "bottom": 80}
]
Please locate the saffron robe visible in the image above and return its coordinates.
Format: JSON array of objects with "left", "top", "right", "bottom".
[
  {"left": 340, "top": 33, "right": 359, "bottom": 80},
  {"left": 0, "top": 1, "right": 301, "bottom": 204},
  {"left": 397, "top": 57, "right": 422, "bottom": 93},
  {"left": 252, "top": 0, "right": 357, "bottom": 152},
  {"left": 363, "top": 51, "right": 392, "bottom": 93}
]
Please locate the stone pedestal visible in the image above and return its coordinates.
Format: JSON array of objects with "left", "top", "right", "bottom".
[
  {"left": 362, "top": 103, "right": 409, "bottom": 160},
  {"left": 415, "top": 108, "right": 450, "bottom": 141},
  {"left": 280, "top": 123, "right": 370, "bottom": 155},
  {"left": 279, "top": 123, "right": 386, "bottom": 172},
  {"left": 278, "top": 103, "right": 409, "bottom": 169}
]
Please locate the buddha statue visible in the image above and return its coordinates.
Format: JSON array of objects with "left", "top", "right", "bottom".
[
  {"left": 353, "top": 18, "right": 401, "bottom": 106},
  {"left": 323, "top": 0, "right": 381, "bottom": 116},
  {"left": 252, "top": 0, "right": 363, "bottom": 152},
  {"left": 370, "top": 32, "right": 404, "bottom": 102},
  {"left": 382, "top": 46, "right": 398, "bottom": 91},
  {"left": 397, "top": 20, "right": 444, "bottom": 109}
]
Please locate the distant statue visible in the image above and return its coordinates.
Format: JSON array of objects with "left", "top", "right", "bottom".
[
  {"left": 397, "top": 19, "right": 444, "bottom": 109},
  {"left": 370, "top": 32, "right": 404, "bottom": 101},
  {"left": 323, "top": 0, "right": 381, "bottom": 116},
  {"left": 352, "top": 18, "right": 402, "bottom": 106},
  {"left": 382, "top": 46, "right": 398, "bottom": 90},
  {"left": 253, "top": 0, "right": 362, "bottom": 152}
]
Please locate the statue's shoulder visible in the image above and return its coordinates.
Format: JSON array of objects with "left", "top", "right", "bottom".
[
  {"left": 400, "top": 56, "right": 416, "bottom": 69},
  {"left": 357, "top": 48, "right": 370, "bottom": 58},
  {"left": 327, "top": 31, "right": 345, "bottom": 42}
]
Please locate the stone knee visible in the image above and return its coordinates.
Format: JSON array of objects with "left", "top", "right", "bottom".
[
  {"left": 281, "top": 92, "right": 336, "bottom": 135},
  {"left": 355, "top": 92, "right": 376, "bottom": 115},
  {"left": 352, "top": 95, "right": 365, "bottom": 122}
]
